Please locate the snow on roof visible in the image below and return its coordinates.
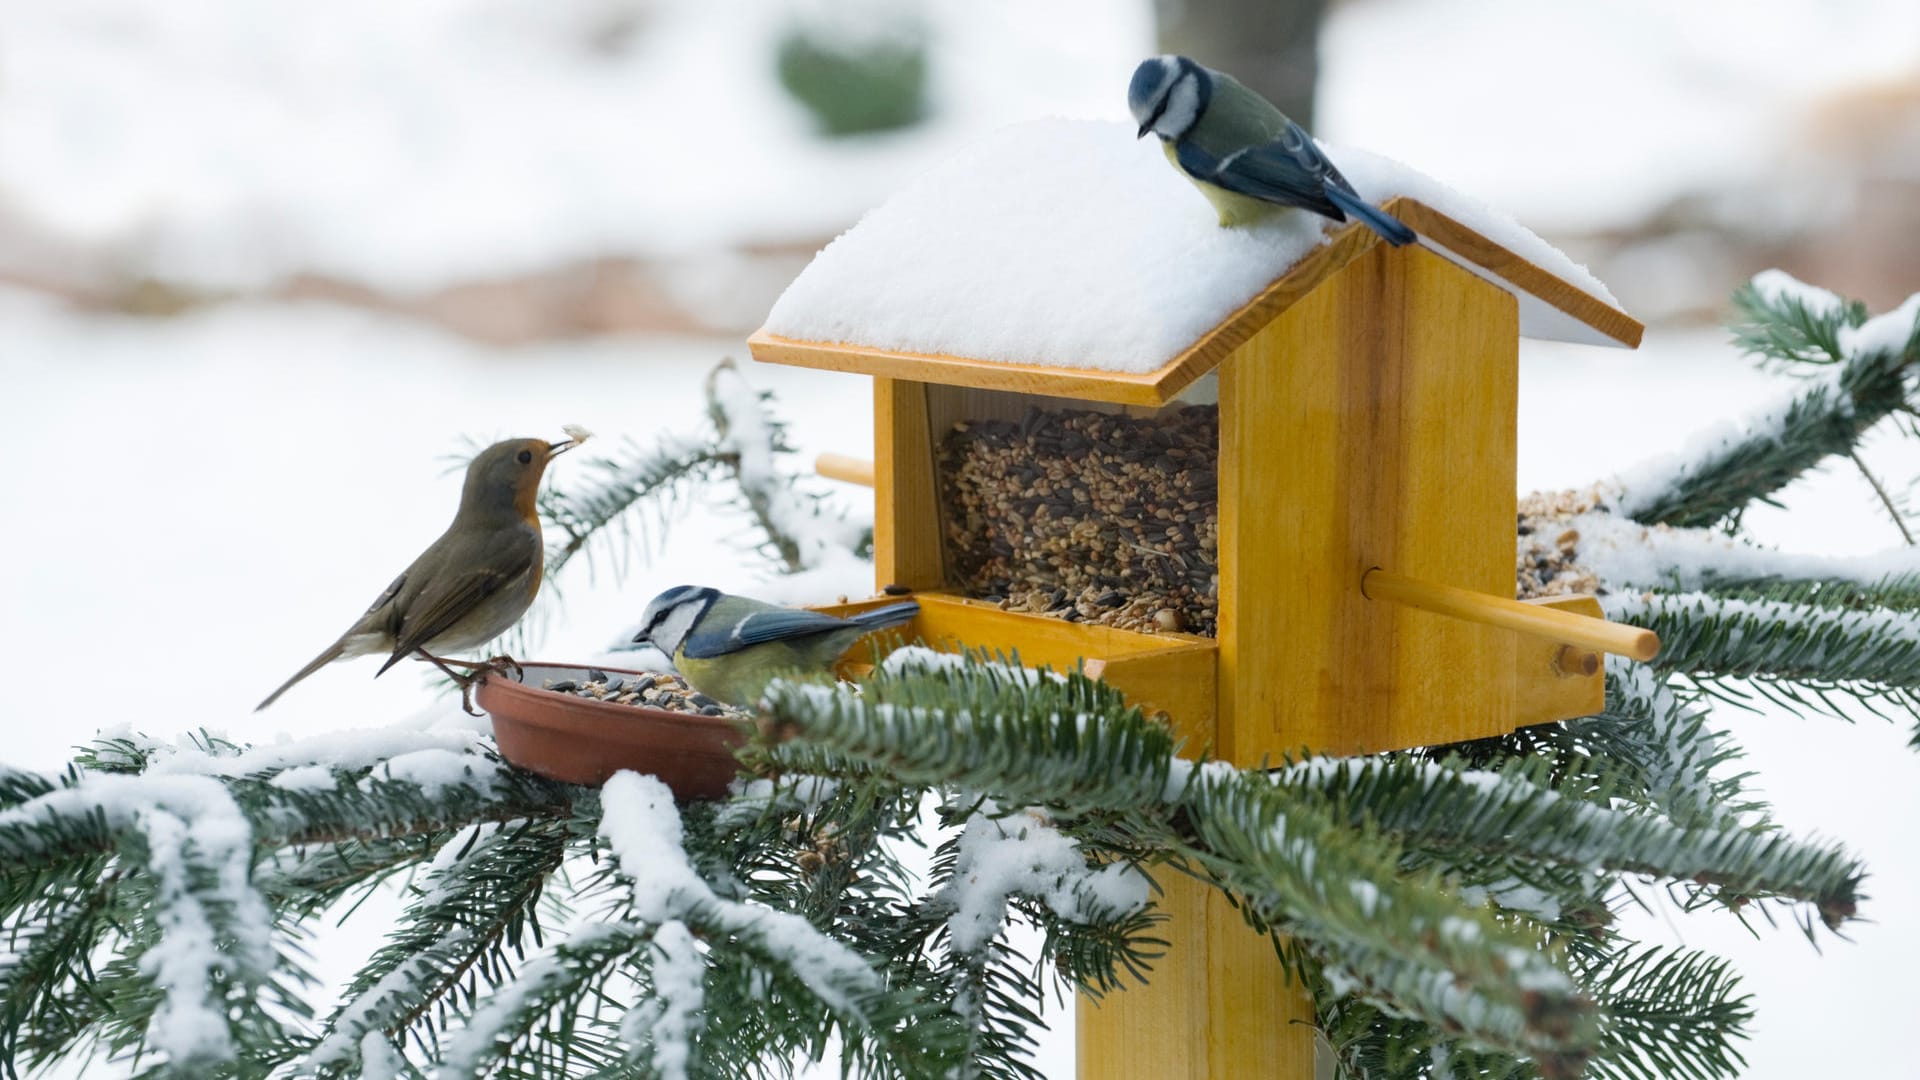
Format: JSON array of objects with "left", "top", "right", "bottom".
[{"left": 763, "top": 118, "right": 1630, "bottom": 374}]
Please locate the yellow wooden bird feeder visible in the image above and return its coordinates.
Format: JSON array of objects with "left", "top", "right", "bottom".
[{"left": 746, "top": 119, "right": 1651, "bottom": 1079}]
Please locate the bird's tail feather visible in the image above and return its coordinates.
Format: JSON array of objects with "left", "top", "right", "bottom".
[
  {"left": 848, "top": 601, "right": 919, "bottom": 632},
  {"left": 1325, "top": 187, "right": 1416, "bottom": 247},
  {"left": 256, "top": 641, "right": 347, "bottom": 711}
]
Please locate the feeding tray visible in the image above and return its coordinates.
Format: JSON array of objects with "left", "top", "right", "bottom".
[{"left": 477, "top": 662, "right": 749, "bottom": 796}]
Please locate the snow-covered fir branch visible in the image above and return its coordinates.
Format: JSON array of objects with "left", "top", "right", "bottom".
[
  {"left": 1608, "top": 590, "right": 1920, "bottom": 732},
  {"left": 1608, "top": 275, "right": 1920, "bottom": 529},
  {"left": 757, "top": 659, "right": 1864, "bottom": 1072},
  {"left": 705, "top": 359, "right": 872, "bottom": 571},
  {"left": 1563, "top": 509, "right": 1920, "bottom": 599}
]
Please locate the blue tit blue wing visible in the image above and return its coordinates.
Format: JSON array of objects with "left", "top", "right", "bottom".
[
  {"left": 682, "top": 608, "right": 852, "bottom": 659},
  {"left": 1178, "top": 122, "right": 1344, "bottom": 220},
  {"left": 1194, "top": 121, "right": 1416, "bottom": 246},
  {"left": 847, "top": 601, "right": 918, "bottom": 632}
]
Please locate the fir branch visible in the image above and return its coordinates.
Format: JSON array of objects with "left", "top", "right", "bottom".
[
  {"left": 437, "top": 921, "right": 652, "bottom": 1078},
  {"left": 1728, "top": 272, "right": 1864, "bottom": 367},
  {"left": 1293, "top": 756, "right": 1860, "bottom": 930},
  {"left": 537, "top": 433, "right": 720, "bottom": 582},
  {"left": 1613, "top": 280, "right": 1919, "bottom": 529},
  {"left": 309, "top": 818, "right": 571, "bottom": 1075},
  {"left": 0, "top": 872, "right": 120, "bottom": 1076},
  {"left": 1582, "top": 946, "right": 1751, "bottom": 1080},
  {"left": 1608, "top": 591, "right": 1920, "bottom": 728},
  {"left": 1574, "top": 667, "right": 1755, "bottom": 831},
  {"left": 597, "top": 772, "right": 964, "bottom": 1077},
  {"left": 1177, "top": 770, "right": 1599, "bottom": 1070},
  {"left": 759, "top": 668, "right": 1602, "bottom": 1068},
  {"left": 0, "top": 773, "right": 281, "bottom": 1068},
  {"left": 1681, "top": 571, "right": 1920, "bottom": 614},
  {"left": 1846, "top": 448, "right": 1916, "bottom": 545},
  {"left": 706, "top": 358, "right": 872, "bottom": 573},
  {"left": 1562, "top": 508, "right": 1920, "bottom": 602}
]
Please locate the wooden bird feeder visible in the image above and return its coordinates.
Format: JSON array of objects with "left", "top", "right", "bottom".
[{"left": 750, "top": 175, "right": 1649, "bottom": 1075}]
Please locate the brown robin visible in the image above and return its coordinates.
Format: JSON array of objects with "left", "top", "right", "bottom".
[{"left": 256, "top": 433, "right": 586, "bottom": 712}]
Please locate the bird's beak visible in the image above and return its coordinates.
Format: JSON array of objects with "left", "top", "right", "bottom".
[
  {"left": 548, "top": 424, "right": 593, "bottom": 460},
  {"left": 630, "top": 630, "right": 650, "bottom": 645},
  {"left": 1136, "top": 123, "right": 1150, "bottom": 139}
]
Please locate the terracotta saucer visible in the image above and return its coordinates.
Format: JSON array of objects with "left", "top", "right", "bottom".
[{"left": 476, "top": 662, "right": 748, "bottom": 797}]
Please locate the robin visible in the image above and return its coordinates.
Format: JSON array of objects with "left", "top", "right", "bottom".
[{"left": 256, "top": 432, "right": 587, "bottom": 712}]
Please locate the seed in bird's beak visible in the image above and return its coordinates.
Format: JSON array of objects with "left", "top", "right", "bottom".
[{"left": 550, "top": 424, "right": 595, "bottom": 457}]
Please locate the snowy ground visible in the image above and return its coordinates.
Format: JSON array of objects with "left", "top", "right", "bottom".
[{"left": 3, "top": 290, "right": 1917, "bottom": 1077}]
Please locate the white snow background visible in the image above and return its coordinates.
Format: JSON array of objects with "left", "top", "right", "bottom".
[{"left": 2, "top": 0, "right": 1917, "bottom": 1076}]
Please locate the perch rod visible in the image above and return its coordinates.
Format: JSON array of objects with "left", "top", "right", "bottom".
[
  {"left": 816, "top": 453, "right": 876, "bottom": 487},
  {"left": 1362, "top": 568, "right": 1660, "bottom": 662}
]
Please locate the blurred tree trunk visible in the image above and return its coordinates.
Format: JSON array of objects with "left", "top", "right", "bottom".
[{"left": 1154, "top": 0, "right": 1330, "bottom": 124}]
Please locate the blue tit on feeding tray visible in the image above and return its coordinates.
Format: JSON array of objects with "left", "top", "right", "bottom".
[
  {"left": 632, "top": 586, "right": 919, "bottom": 706},
  {"left": 1128, "top": 54, "right": 1416, "bottom": 245}
]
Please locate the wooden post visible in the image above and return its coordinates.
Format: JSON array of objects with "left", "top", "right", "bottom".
[{"left": 1077, "top": 871, "right": 1317, "bottom": 1078}]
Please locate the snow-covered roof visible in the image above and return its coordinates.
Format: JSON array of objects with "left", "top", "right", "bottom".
[{"left": 753, "top": 119, "right": 1640, "bottom": 403}]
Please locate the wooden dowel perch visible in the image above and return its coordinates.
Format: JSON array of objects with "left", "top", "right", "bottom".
[
  {"left": 1362, "top": 568, "right": 1660, "bottom": 662},
  {"left": 815, "top": 453, "right": 875, "bottom": 488}
]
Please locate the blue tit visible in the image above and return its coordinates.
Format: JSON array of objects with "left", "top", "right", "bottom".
[
  {"left": 1127, "top": 55, "right": 1415, "bottom": 245},
  {"left": 632, "top": 586, "right": 919, "bottom": 706}
]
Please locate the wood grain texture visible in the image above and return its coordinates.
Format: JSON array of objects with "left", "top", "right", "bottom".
[
  {"left": 747, "top": 199, "right": 1642, "bottom": 400},
  {"left": 871, "top": 378, "right": 947, "bottom": 592},
  {"left": 751, "top": 329, "right": 1190, "bottom": 407},
  {"left": 1514, "top": 594, "right": 1609, "bottom": 724},
  {"left": 1087, "top": 646, "right": 1219, "bottom": 747},
  {"left": 1077, "top": 871, "right": 1315, "bottom": 1080},
  {"left": 1394, "top": 202, "right": 1644, "bottom": 348},
  {"left": 807, "top": 591, "right": 1217, "bottom": 696},
  {"left": 1217, "top": 242, "right": 1521, "bottom": 760}
]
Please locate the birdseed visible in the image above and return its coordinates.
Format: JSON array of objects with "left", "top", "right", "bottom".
[
  {"left": 937, "top": 404, "right": 1219, "bottom": 636},
  {"left": 1516, "top": 487, "right": 1605, "bottom": 600},
  {"left": 539, "top": 670, "right": 751, "bottom": 719}
]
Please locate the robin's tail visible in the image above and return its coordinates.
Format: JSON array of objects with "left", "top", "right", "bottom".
[{"left": 256, "top": 641, "right": 347, "bottom": 711}]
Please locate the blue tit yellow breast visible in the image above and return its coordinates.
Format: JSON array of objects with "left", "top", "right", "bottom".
[{"left": 1161, "top": 141, "right": 1281, "bottom": 227}]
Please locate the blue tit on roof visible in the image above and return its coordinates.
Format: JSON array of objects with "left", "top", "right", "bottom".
[
  {"left": 1128, "top": 54, "right": 1415, "bottom": 245},
  {"left": 632, "top": 586, "right": 919, "bottom": 706}
]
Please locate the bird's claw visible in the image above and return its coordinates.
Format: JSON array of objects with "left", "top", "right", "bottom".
[{"left": 415, "top": 651, "right": 523, "bottom": 715}]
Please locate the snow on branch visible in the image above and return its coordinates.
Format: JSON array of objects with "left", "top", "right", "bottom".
[
  {"left": 1285, "top": 755, "right": 1858, "bottom": 929},
  {"left": 91, "top": 724, "right": 496, "bottom": 783},
  {"left": 598, "top": 771, "right": 887, "bottom": 1022},
  {"left": 934, "top": 800, "right": 1148, "bottom": 955},
  {"left": 1608, "top": 590, "right": 1920, "bottom": 719},
  {"left": 705, "top": 358, "right": 871, "bottom": 572},
  {"left": 0, "top": 773, "right": 273, "bottom": 1064},
  {"left": 309, "top": 815, "right": 571, "bottom": 1074},
  {"left": 1598, "top": 659, "right": 1749, "bottom": 829},
  {"left": 1608, "top": 276, "right": 1920, "bottom": 529},
  {"left": 759, "top": 667, "right": 1602, "bottom": 1062},
  {"left": 623, "top": 920, "right": 707, "bottom": 1080},
  {"left": 438, "top": 922, "right": 653, "bottom": 1077},
  {"left": 1562, "top": 509, "right": 1920, "bottom": 599}
]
